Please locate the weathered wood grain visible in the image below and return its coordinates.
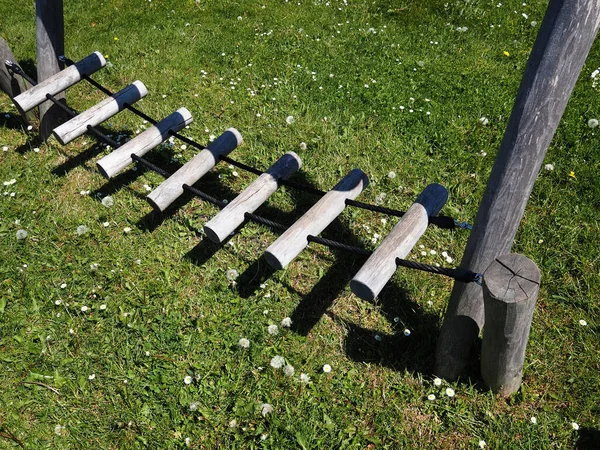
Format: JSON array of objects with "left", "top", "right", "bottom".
[
  {"left": 480, "top": 254, "right": 540, "bottom": 396},
  {"left": 52, "top": 80, "right": 147, "bottom": 145},
  {"left": 264, "top": 169, "right": 369, "bottom": 270},
  {"left": 96, "top": 108, "right": 193, "bottom": 178},
  {"left": 350, "top": 183, "right": 448, "bottom": 301},
  {"left": 146, "top": 128, "right": 243, "bottom": 212},
  {"left": 204, "top": 152, "right": 302, "bottom": 243}
]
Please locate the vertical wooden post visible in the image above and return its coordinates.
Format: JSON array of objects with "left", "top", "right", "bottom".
[
  {"left": 481, "top": 254, "right": 540, "bottom": 396},
  {"left": 0, "top": 37, "right": 33, "bottom": 124},
  {"left": 36, "top": 0, "right": 70, "bottom": 139},
  {"left": 435, "top": 0, "right": 600, "bottom": 380}
]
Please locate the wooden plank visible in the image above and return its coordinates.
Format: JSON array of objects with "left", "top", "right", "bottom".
[
  {"left": 146, "top": 128, "right": 243, "bottom": 212},
  {"left": 435, "top": 0, "right": 600, "bottom": 381},
  {"left": 96, "top": 108, "right": 193, "bottom": 178},
  {"left": 0, "top": 37, "right": 34, "bottom": 124},
  {"left": 52, "top": 80, "right": 147, "bottom": 145},
  {"left": 480, "top": 254, "right": 540, "bottom": 396},
  {"left": 264, "top": 169, "right": 369, "bottom": 270},
  {"left": 36, "top": 0, "right": 70, "bottom": 139},
  {"left": 350, "top": 183, "right": 448, "bottom": 301},
  {"left": 13, "top": 51, "right": 106, "bottom": 114},
  {"left": 204, "top": 152, "right": 302, "bottom": 243}
]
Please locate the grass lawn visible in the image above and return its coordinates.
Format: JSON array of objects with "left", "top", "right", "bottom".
[{"left": 1, "top": 0, "right": 599, "bottom": 448}]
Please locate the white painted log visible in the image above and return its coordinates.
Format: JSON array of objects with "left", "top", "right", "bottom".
[
  {"left": 204, "top": 152, "right": 302, "bottom": 243},
  {"left": 52, "top": 80, "right": 147, "bottom": 145},
  {"left": 13, "top": 51, "right": 105, "bottom": 114},
  {"left": 350, "top": 183, "right": 448, "bottom": 301},
  {"left": 96, "top": 108, "right": 193, "bottom": 178},
  {"left": 146, "top": 128, "right": 243, "bottom": 212},
  {"left": 264, "top": 169, "right": 369, "bottom": 270}
]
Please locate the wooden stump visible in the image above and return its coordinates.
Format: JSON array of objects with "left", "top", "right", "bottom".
[{"left": 480, "top": 254, "right": 540, "bottom": 396}]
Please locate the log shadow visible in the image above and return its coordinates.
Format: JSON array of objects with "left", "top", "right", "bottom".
[{"left": 576, "top": 427, "right": 600, "bottom": 450}]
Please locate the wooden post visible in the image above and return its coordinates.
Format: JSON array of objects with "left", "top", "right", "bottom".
[
  {"left": 52, "top": 80, "right": 147, "bottom": 145},
  {"left": 0, "top": 37, "right": 34, "bottom": 124},
  {"left": 480, "top": 254, "right": 540, "bottom": 396},
  {"left": 264, "top": 169, "right": 369, "bottom": 270},
  {"left": 435, "top": 0, "right": 600, "bottom": 380},
  {"left": 97, "top": 108, "right": 193, "bottom": 178},
  {"left": 350, "top": 183, "right": 448, "bottom": 301},
  {"left": 204, "top": 152, "right": 302, "bottom": 243},
  {"left": 146, "top": 128, "right": 242, "bottom": 212},
  {"left": 13, "top": 52, "right": 106, "bottom": 114},
  {"left": 36, "top": 0, "right": 70, "bottom": 140}
]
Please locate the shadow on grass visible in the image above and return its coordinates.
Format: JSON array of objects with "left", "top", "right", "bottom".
[{"left": 576, "top": 427, "right": 600, "bottom": 450}]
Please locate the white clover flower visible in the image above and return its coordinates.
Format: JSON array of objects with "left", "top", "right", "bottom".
[
  {"left": 281, "top": 317, "right": 292, "bottom": 328},
  {"left": 16, "top": 229, "right": 28, "bottom": 240},
  {"left": 299, "top": 142, "right": 307, "bottom": 150},
  {"left": 286, "top": 115, "right": 295, "bottom": 124},
  {"left": 268, "top": 324, "right": 279, "bottom": 336},
  {"left": 260, "top": 403, "right": 273, "bottom": 417},
  {"left": 530, "top": 416, "right": 537, "bottom": 424},
  {"left": 270, "top": 355, "right": 285, "bottom": 369},
  {"left": 88, "top": 373, "right": 96, "bottom": 380},
  {"left": 123, "top": 227, "right": 132, "bottom": 233},
  {"left": 479, "top": 440, "right": 486, "bottom": 448},
  {"left": 544, "top": 163, "right": 554, "bottom": 171},
  {"left": 283, "top": 364, "right": 295, "bottom": 377},
  {"left": 184, "top": 375, "right": 193, "bottom": 385},
  {"left": 60, "top": 283, "right": 67, "bottom": 289},
  {"left": 238, "top": 338, "right": 250, "bottom": 348},
  {"left": 427, "top": 394, "right": 436, "bottom": 401},
  {"left": 102, "top": 196, "right": 114, "bottom": 207},
  {"left": 588, "top": 118, "right": 598, "bottom": 128},
  {"left": 300, "top": 373, "right": 311, "bottom": 384},
  {"left": 226, "top": 268, "right": 239, "bottom": 282},
  {"left": 228, "top": 419, "right": 238, "bottom": 428},
  {"left": 189, "top": 401, "right": 200, "bottom": 411},
  {"left": 388, "top": 171, "right": 396, "bottom": 179},
  {"left": 100, "top": 304, "right": 107, "bottom": 310},
  {"left": 403, "top": 329, "right": 411, "bottom": 336},
  {"left": 571, "top": 422, "right": 580, "bottom": 430},
  {"left": 322, "top": 364, "right": 332, "bottom": 373},
  {"left": 81, "top": 306, "right": 89, "bottom": 312},
  {"left": 103, "top": 221, "right": 110, "bottom": 227},
  {"left": 434, "top": 377, "right": 442, "bottom": 386},
  {"left": 445, "top": 387, "right": 455, "bottom": 397},
  {"left": 55, "top": 300, "right": 62, "bottom": 305}
]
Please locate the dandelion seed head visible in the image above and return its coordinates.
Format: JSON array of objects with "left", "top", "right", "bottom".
[
  {"left": 102, "top": 196, "right": 114, "bottom": 207},
  {"left": 300, "top": 373, "right": 311, "bottom": 384},
  {"left": 260, "top": 403, "right": 273, "bottom": 417},
  {"left": 270, "top": 355, "right": 285, "bottom": 369},
  {"left": 16, "top": 229, "right": 28, "bottom": 240},
  {"left": 281, "top": 317, "right": 292, "bottom": 328},
  {"left": 283, "top": 364, "right": 295, "bottom": 377},
  {"left": 267, "top": 324, "right": 279, "bottom": 336}
]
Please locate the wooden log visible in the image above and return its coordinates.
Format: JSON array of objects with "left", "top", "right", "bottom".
[
  {"left": 12, "top": 51, "right": 106, "bottom": 115},
  {"left": 0, "top": 37, "right": 34, "bottom": 124},
  {"left": 96, "top": 108, "right": 193, "bottom": 178},
  {"left": 146, "top": 128, "right": 243, "bottom": 212},
  {"left": 36, "top": 0, "right": 70, "bottom": 139},
  {"left": 435, "top": 0, "right": 600, "bottom": 381},
  {"left": 52, "top": 80, "right": 147, "bottom": 145},
  {"left": 480, "top": 254, "right": 540, "bottom": 396},
  {"left": 264, "top": 169, "right": 369, "bottom": 270},
  {"left": 204, "top": 152, "right": 302, "bottom": 243},
  {"left": 350, "top": 183, "right": 448, "bottom": 301}
]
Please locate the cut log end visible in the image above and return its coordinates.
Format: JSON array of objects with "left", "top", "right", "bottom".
[
  {"left": 349, "top": 279, "right": 376, "bottom": 301},
  {"left": 263, "top": 251, "right": 285, "bottom": 271}
]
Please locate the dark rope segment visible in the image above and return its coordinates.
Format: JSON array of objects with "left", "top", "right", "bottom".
[
  {"left": 220, "top": 155, "right": 264, "bottom": 176},
  {"left": 243, "top": 212, "right": 288, "bottom": 232},
  {"left": 182, "top": 184, "right": 226, "bottom": 208},
  {"left": 306, "top": 235, "right": 373, "bottom": 256},
  {"left": 130, "top": 154, "right": 171, "bottom": 178},
  {"left": 395, "top": 257, "right": 482, "bottom": 284}
]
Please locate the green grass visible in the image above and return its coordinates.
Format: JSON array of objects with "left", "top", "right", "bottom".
[{"left": 1, "top": 0, "right": 599, "bottom": 448}]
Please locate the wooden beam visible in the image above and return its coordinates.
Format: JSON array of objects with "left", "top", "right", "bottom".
[
  {"left": 146, "top": 128, "right": 242, "bottom": 212},
  {"left": 96, "top": 108, "right": 193, "bottom": 178},
  {"left": 204, "top": 152, "right": 302, "bottom": 243},
  {"left": 13, "top": 51, "right": 106, "bottom": 114},
  {"left": 264, "top": 169, "right": 369, "bottom": 270},
  {"left": 350, "top": 183, "right": 448, "bottom": 301},
  {"left": 36, "top": 0, "right": 71, "bottom": 139},
  {"left": 52, "top": 80, "right": 147, "bottom": 145},
  {"left": 0, "top": 37, "right": 34, "bottom": 124},
  {"left": 435, "top": 0, "right": 600, "bottom": 380},
  {"left": 480, "top": 254, "right": 540, "bottom": 396}
]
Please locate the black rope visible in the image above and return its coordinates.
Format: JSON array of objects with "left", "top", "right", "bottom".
[
  {"left": 306, "top": 235, "right": 373, "bottom": 256},
  {"left": 395, "top": 258, "right": 482, "bottom": 284},
  {"left": 130, "top": 154, "right": 171, "bottom": 178}
]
